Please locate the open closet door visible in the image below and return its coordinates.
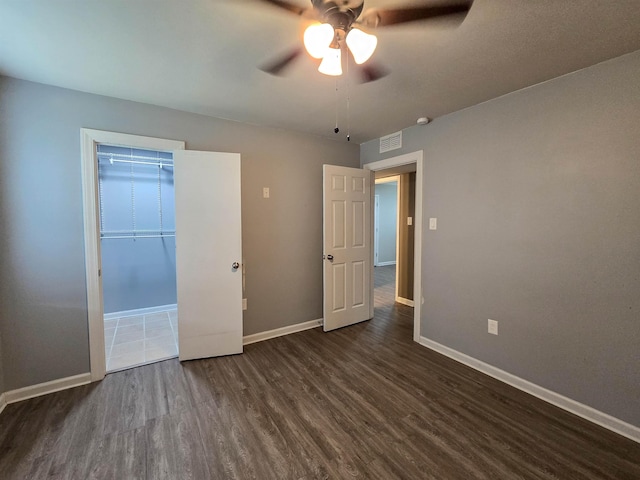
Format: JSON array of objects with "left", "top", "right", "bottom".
[
  {"left": 174, "top": 150, "right": 243, "bottom": 361},
  {"left": 323, "top": 165, "right": 373, "bottom": 331}
]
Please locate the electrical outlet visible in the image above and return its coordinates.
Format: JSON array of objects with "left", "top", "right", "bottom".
[
  {"left": 242, "top": 298, "right": 247, "bottom": 310},
  {"left": 263, "top": 187, "right": 270, "bottom": 199},
  {"left": 488, "top": 319, "right": 498, "bottom": 335}
]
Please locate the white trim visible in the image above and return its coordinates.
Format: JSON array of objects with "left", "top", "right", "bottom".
[
  {"left": 364, "top": 150, "right": 423, "bottom": 343},
  {"left": 81, "top": 129, "right": 185, "bottom": 383},
  {"left": 3, "top": 373, "right": 92, "bottom": 405},
  {"left": 396, "top": 296, "right": 414, "bottom": 307},
  {"left": 0, "top": 392, "right": 6, "bottom": 415},
  {"left": 373, "top": 194, "right": 380, "bottom": 266},
  {"left": 419, "top": 337, "right": 640, "bottom": 444},
  {"left": 104, "top": 303, "right": 177, "bottom": 320},
  {"left": 376, "top": 261, "right": 397, "bottom": 267},
  {"left": 243, "top": 319, "right": 322, "bottom": 346}
]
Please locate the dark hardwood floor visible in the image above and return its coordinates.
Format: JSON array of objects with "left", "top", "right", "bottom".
[{"left": 1, "top": 266, "right": 638, "bottom": 479}]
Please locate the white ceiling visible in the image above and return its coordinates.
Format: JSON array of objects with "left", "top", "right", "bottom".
[{"left": 2, "top": 0, "right": 640, "bottom": 144}]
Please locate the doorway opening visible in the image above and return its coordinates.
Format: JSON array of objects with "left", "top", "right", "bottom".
[
  {"left": 374, "top": 170, "right": 416, "bottom": 305},
  {"left": 374, "top": 176, "right": 399, "bottom": 310},
  {"left": 97, "top": 144, "right": 179, "bottom": 372},
  {"left": 364, "top": 151, "right": 423, "bottom": 342},
  {"left": 81, "top": 129, "right": 186, "bottom": 381}
]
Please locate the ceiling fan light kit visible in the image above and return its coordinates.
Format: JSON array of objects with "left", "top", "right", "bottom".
[
  {"left": 303, "top": 22, "right": 334, "bottom": 59},
  {"left": 303, "top": 22, "right": 377, "bottom": 73},
  {"left": 345, "top": 27, "right": 377, "bottom": 65},
  {"left": 318, "top": 46, "right": 343, "bottom": 76},
  {"left": 258, "top": 0, "right": 473, "bottom": 83}
]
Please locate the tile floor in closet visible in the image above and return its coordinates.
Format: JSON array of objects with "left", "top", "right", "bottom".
[{"left": 104, "top": 308, "right": 178, "bottom": 372}]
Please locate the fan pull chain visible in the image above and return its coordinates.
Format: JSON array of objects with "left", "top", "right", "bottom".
[
  {"left": 334, "top": 78, "right": 340, "bottom": 134},
  {"left": 346, "top": 52, "right": 351, "bottom": 142}
]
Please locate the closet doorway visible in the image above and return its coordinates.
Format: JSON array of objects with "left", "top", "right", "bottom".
[
  {"left": 97, "top": 144, "right": 179, "bottom": 372},
  {"left": 82, "top": 129, "right": 243, "bottom": 382}
]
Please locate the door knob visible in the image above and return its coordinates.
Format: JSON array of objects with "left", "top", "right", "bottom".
[
  {"left": 326, "top": 255, "right": 334, "bottom": 261},
  {"left": 232, "top": 262, "right": 240, "bottom": 269}
]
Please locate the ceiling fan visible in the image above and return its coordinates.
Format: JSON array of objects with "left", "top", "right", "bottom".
[{"left": 257, "top": 0, "right": 474, "bottom": 82}]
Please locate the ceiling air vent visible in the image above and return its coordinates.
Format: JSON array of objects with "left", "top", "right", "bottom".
[{"left": 379, "top": 131, "right": 402, "bottom": 153}]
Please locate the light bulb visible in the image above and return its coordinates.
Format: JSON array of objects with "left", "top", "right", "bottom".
[
  {"left": 346, "top": 27, "right": 377, "bottom": 64},
  {"left": 303, "top": 23, "right": 334, "bottom": 59},
  {"left": 318, "top": 47, "right": 342, "bottom": 76}
]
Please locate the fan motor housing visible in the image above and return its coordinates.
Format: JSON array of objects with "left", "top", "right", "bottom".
[{"left": 316, "top": 0, "right": 364, "bottom": 31}]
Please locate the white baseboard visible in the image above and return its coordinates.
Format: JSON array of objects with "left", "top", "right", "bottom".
[
  {"left": 3, "top": 373, "right": 92, "bottom": 406},
  {"left": 104, "top": 303, "right": 177, "bottom": 320},
  {"left": 375, "top": 261, "right": 396, "bottom": 267},
  {"left": 0, "top": 392, "right": 6, "bottom": 415},
  {"left": 419, "top": 337, "right": 640, "bottom": 443},
  {"left": 243, "top": 318, "right": 322, "bottom": 346},
  {"left": 396, "top": 296, "right": 415, "bottom": 307}
]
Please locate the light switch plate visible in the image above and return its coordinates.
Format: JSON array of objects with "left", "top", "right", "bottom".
[
  {"left": 407, "top": 217, "right": 413, "bottom": 226},
  {"left": 429, "top": 217, "right": 437, "bottom": 230},
  {"left": 488, "top": 319, "right": 498, "bottom": 335}
]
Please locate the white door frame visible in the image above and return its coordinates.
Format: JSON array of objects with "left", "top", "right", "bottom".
[
  {"left": 373, "top": 194, "right": 380, "bottom": 266},
  {"left": 80, "top": 128, "right": 185, "bottom": 381},
  {"left": 364, "top": 151, "right": 423, "bottom": 343}
]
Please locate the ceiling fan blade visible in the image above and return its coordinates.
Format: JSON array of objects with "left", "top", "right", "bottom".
[
  {"left": 357, "top": 62, "right": 389, "bottom": 83},
  {"left": 260, "top": 48, "right": 304, "bottom": 76},
  {"left": 256, "top": 0, "right": 308, "bottom": 16},
  {"left": 361, "top": 0, "right": 473, "bottom": 28}
]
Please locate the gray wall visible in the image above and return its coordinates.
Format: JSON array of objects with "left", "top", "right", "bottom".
[
  {"left": 0, "top": 76, "right": 359, "bottom": 391},
  {"left": 101, "top": 238, "right": 177, "bottom": 313},
  {"left": 361, "top": 51, "right": 640, "bottom": 427},
  {"left": 375, "top": 182, "right": 397, "bottom": 265}
]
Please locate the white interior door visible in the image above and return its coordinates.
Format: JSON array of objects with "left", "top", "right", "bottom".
[
  {"left": 174, "top": 150, "right": 243, "bottom": 361},
  {"left": 323, "top": 164, "right": 373, "bottom": 331}
]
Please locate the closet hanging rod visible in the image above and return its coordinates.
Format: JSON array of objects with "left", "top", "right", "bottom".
[
  {"left": 97, "top": 152, "right": 174, "bottom": 167},
  {"left": 101, "top": 234, "right": 176, "bottom": 240}
]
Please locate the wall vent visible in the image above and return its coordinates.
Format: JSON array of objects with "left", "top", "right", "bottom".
[{"left": 379, "top": 131, "right": 402, "bottom": 153}]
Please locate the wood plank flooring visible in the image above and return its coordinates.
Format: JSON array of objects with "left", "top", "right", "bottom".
[{"left": 1, "top": 265, "right": 639, "bottom": 479}]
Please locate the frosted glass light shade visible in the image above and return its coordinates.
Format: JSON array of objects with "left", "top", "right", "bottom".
[
  {"left": 318, "top": 47, "right": 342, "bottom": 76},
  {"left": 304, "top": 23, "right": 334, "bottom": 59},
  {"left": 346, "top": 27, "right": 377, "bottom": 64}
]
